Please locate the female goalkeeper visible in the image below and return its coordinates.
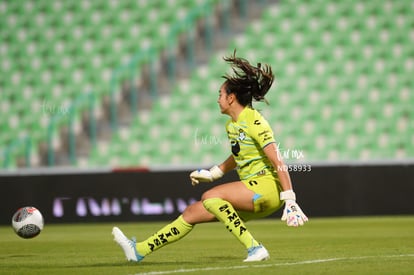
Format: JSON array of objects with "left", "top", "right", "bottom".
[{"left": 112, "top": 50, "right": 308, "bottom": 262}]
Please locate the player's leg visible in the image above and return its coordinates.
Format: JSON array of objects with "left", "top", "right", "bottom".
[
  {"left": 113, "top": 178, "right": 278, "bottom": 262},
  {"left": 182, "top": 200, "right": 216, "bottom": 224},
  {"left": 202, "top": 180, "right": 256, "bottom": 211},
  {"left": 113, "top": 201, "right": 216, "bottom": 262},
  {"left": 135, "top": 202, "right": 216, "bottom": 257},
  {"left": 201, "top": 181, "right": 266, "bottom": 258}
]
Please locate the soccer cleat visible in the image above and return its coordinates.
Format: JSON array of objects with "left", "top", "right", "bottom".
[
  {"left": 112, "top": 227, "right": 144, "bottom": 262},
  {"left": 243, "top": 244, "right": 270, "bottom": 262}
]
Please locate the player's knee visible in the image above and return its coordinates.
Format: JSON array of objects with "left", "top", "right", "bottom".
[{"left": 201, "top": 189, "right": 222, "bottom": 201}]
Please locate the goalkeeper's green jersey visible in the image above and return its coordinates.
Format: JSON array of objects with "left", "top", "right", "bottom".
[{"left": 225, "top": 107, "right": 276, "bottom": 180}]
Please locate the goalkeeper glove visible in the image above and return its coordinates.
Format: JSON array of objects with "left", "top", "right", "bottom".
[
  {"left": 190, "top": 165, "right": 224, "bottom": 186},
  {"left": 280, "top": 190, "right": 308, "bottom": 227}
]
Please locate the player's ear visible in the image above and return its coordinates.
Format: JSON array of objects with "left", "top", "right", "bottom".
[{"left": 227, "top": 93, "right": 236, "bottom": 105}]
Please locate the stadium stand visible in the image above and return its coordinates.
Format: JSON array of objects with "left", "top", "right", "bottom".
[
  {"left": 88, "top": 0, "right": 414, "bottom": 166},
  {"left": 1, "top": 0, "right": 413, "bottom": 168},
  {"left": 0, "top": 0, "right": 222, "bottom": 167}
]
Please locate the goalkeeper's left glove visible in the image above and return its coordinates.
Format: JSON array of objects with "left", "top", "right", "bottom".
[
  {"left": 189, "top": 165, "right": 224, "bottom": 186},
  {"left": 280, "top": 190, "right": 308, "bottom": 227}
]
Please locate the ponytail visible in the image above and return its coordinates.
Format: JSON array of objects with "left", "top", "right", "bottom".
[{"left": 222, "top": 50, "right": 274, "bottom": 107}]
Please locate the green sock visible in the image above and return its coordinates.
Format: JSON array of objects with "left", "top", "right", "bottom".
[
  {"left": 203, "top": 198, "right": 259, "bottom": 249},
  {"left": 136, "top": 215, "right": 193, "bottom": 256}
]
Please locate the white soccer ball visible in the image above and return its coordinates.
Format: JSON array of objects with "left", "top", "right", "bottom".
[{"left": 12, "top": 206, "right": 44, "bottom": 239}]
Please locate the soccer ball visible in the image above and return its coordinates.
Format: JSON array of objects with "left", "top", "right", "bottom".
[{"left": 12, "top": 206, "right": 44, "bottom": 239}]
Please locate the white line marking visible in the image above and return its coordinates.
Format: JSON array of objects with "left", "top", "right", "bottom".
[{"left": 132, "top": 254, "right": 414, "bottom": 275}]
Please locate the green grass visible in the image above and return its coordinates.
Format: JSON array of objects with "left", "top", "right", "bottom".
[{"left": 1, "top": 216, "right": 413, "bottom": 275}]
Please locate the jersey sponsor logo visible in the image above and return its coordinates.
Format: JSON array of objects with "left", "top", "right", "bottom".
[
  {"left": 258, "top": 130, "right": 269, "bottom": 136},
  {"left": 258, "top": 129, "right": 272, "bottom": 143},
  {"left": 231, "top": 140, "right": 240, "bottom": 156},
  {"left": 263, "top": 135, "right": 272, "bottom": 142}
]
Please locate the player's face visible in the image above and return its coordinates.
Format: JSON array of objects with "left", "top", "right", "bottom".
[{"left": 217, "top": 85, "right": 231, "bottom": 114}]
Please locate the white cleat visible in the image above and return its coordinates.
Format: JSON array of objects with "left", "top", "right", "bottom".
[
  {"left": 112, "top": 227, "right": 144, "bottom": 262},
  {"left": 243, "top": 244, "right": 270, "bottom": 262}
]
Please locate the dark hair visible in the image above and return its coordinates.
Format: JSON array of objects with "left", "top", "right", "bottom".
[{"left": 222, "top": 50, "right": 274, "bottom": 107}]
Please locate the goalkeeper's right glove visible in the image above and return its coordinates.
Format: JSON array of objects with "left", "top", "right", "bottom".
[
  {"left": 189, "top": 165, "right": 224, "bottom": 186},
  {"left": 280, "top": 190, "right": 309, "bottom": 227}
]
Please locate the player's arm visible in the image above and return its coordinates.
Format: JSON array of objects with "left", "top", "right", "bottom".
[
  {"left": 251, "top": 117, "right": 294, "bottom": 191},
  {"left": 189, "top": 155, "right": 235, "bottom": 186},
  {"left": 218, "top": 154, "right": 236, "bottom": 173},
  {"left": 263, "top": 142, "right": 292, "bottom": 191},
  {"left": 263, "top": 142, "right": 309, "bottom": 226}
]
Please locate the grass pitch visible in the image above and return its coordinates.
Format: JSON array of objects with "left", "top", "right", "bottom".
[{"left": 0, "top": 216, "right": 413, "bottom": 275}]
